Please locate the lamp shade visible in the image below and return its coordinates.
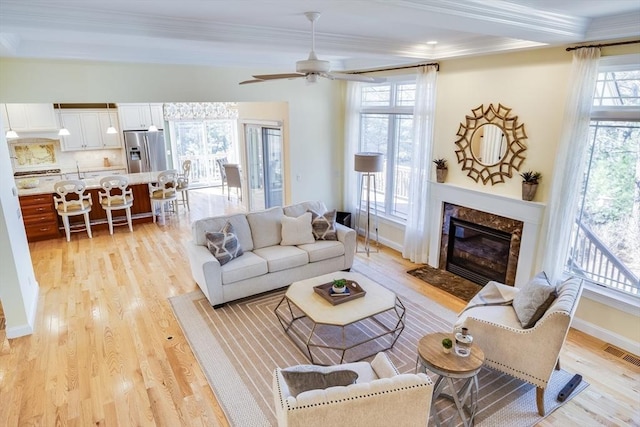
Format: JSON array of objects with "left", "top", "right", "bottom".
[{"left": 354, "top": 152, "right": 384, "bottom": 172}]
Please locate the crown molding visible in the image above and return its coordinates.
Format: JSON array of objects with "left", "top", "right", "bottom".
[{"left": 586, "top": 12, "right": 640, "bottom": 41}]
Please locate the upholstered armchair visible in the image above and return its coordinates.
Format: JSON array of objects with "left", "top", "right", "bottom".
[
  {"left": 273, "top": 352, "right": 433, "bottom": 427},
  {"left": 455, "top": 276, "right": 584, "bottom": 416}
]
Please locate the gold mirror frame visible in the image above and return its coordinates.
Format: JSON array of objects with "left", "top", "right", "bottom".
[{"left": 454, "top": 103, "right": 527, "bottom": 185}]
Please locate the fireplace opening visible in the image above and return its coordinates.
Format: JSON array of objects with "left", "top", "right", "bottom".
[{"left": 446, "top": 217, "right": 512, "bottom": 286}]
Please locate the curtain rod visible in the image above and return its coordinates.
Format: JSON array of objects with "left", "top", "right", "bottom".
[
  {"left": 566, "top": 40, "right": 640, "bottom": 51},
  {"left": 348, "top": 62, "right": 439, "bottom": 75}
]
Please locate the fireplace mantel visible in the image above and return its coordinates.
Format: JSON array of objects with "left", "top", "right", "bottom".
[{"left": 428, "top": 183, "right": 546, "bottom": 287}]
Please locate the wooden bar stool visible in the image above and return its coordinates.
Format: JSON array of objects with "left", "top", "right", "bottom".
[
  {"left": 99, "top": 175, "right": 134, "bottom": 234},
  {"left": 176, "top": 159, "right": 191, "bottom": 211},
  {"left": 53, "top": 180, "right": 93, "bottom": 241}
]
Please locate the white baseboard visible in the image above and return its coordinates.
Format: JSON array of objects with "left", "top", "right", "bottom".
[
  {"left": 6, "top": 284, "right": 39, "bottom": 339},
  {"left": 572, "top": 317, "right": 640, "bottom": 356}
]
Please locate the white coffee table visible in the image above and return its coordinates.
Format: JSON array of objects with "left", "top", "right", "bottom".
[{"left": 274, "top": 271, "right": 406, "bottom": 365}]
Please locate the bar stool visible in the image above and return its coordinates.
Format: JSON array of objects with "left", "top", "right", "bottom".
[
  {"left": 148, "top": 169, "right": 178, "bottom": 224},
  {"left": 99, "top": 175, "right": 134, "bottom": 235},
  {"left": 53, "top": 180, "right": 93, "bottom": 241},
  {"left": 176, "top": 159, "right": 191, "bottom": 211}
]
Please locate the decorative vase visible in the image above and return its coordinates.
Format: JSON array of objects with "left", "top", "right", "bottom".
[
  {"left": 522, "top": 182, "right": 538, "bottom": 201},
  {"left": 436, "top": 168, "right": 448, "bottom": 183},
  {"left": 443, "top": 347, "right": 451, "bottom": 354}
]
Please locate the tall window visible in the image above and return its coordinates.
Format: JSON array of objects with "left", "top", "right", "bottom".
[
  {"left": 169, "top": 119, "right": 237, "bottom": 188},
  {"left": 567, "top": 56, "right": 640, "bottom": 297},
  {"left": 359, "top": 80, "right": 415, "bottom": 220}
]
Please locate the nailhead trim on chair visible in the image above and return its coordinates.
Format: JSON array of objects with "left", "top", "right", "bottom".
[
  {"left": 485, "top": 358, "right": 548, "bottom": 385},
  {"left": 283, "top": 382, "right": 432, "bottom": 411}
]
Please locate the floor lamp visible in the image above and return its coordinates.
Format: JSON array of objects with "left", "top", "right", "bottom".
[{"left": 354, "top": 152, "right": 383, "bottom": 256}]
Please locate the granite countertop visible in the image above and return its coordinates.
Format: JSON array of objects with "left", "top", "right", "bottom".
[{"left": 16, "top": 172, "right": 162, "bottom": 196}]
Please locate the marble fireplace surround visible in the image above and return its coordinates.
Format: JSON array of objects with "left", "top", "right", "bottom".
[{"left": 428, "top": 183, "right": 546, "bottom": 287}]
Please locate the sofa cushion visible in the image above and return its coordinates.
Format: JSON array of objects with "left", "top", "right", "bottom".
[
  {"left": 298, "top": 240, "right": 345, "bottom": 262},
  {"left": 280, "top": 212, "right": 315, "bottom": 246},
  {"left": 246, "top": 207, "right": 284, "bottom": 249},
  {"left": 513, "top": 272, "right": 557, "bottom": 328},
  {"left": 253, "top": 246, "right": 309, "bottom": 272},
  {"left": 193, "top": 213, "right": 254, "bottom": 251},
  {"left": 221, "top": 251, "right": 268, "bottom": 284},
  {"left": 205, "top": 222, "right": 244, "bottom": 266},
  {"left": 281, "top": 367, "right": 358, "bottom": 397},
  {"left": 310, "top": 209, "right": 337, "bottom": 240},
  {"left": 284, "top": 201, "right": 327, "bottom": 218}
]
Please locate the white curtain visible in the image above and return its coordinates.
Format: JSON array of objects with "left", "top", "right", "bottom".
[
  {"left": 343, "top": 81, "right": 362, "bottom": 227},
  {"left": 540, "top": 47, "right": 601, "bottom": 283},
  {"left": 402, "top": 65, "right": 438, "bottom": 263}
]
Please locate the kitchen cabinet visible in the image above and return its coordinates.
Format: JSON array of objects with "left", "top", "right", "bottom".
[
  {"left": 118, "top": 103, "right": 163, "bottom": 130},
  {"left": 19, "top": 194, "right": 60, "bottom": 241},
  {"left": 2, "top": 103, "right": 57, "bottom": 132},
  {"left": 58, "top": 109, "right": 123, "bottom": 151}
]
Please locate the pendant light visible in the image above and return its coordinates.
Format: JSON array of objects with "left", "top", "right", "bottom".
[
  {"left": 147, "top": 103, "right": 158, "bottom": 132},
  {"left": 3, "top": 104, "right": 18, "bottom": 139},
  {"left": 106, "top": 103, "right": 117, "bottom": 134},
  {"left": 57, "top": 103, "right": 70, "bottom": 136}
]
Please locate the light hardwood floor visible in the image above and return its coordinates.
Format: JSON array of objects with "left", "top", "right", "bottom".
[{"left": 0, "top": 187, "right": 638, "bottom": 426}]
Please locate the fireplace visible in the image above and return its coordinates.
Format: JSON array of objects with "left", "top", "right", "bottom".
[
  {"left": 428, "top": 184, "right": 545, "bottom": 287},
  {"left": 446, "top": 218, "right": 512, "bottom": 285},
  {"left": 439, "top": 202, "right": 524, "bottom": 286}
]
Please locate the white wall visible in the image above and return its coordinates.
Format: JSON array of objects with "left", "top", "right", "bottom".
[{"left": 0, "top": 121, "right": 39, "bottom": 338}]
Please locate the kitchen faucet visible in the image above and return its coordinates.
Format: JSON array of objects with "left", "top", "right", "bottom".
[{"left": 76, "top": 161, "right": 82, "bottom": 179}]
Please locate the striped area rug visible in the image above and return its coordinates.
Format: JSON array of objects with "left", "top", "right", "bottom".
[{"left": 169, "top": 273, "right": 587, "bottom": 427}]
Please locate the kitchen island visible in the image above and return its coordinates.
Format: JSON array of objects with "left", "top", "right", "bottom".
[{"left": 17, "top": 172, "right": 163, "bottom": 242}]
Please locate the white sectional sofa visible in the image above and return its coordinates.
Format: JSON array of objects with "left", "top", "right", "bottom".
[{"left": 187, "top": 201, "right": 357, "bottom": 307}]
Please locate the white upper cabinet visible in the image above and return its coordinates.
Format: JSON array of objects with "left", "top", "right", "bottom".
[
  {"left": 2, "top": 103, "right": 58, "bottom": 132},
  {"left": 118, "top": 103, "right": 164, "bottom": 130},
  {"left": 58, "top": 109, "right": 123, "bottom": 151}
]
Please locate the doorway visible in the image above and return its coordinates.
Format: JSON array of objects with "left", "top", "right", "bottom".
[{"left": 244, "top": 124, "right": 283, "bottom": 211}]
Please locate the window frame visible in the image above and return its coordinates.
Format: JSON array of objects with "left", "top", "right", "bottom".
[
  {"left": 566, "top": 53, "right": 640, "bottom": 307},
  {"left": 358, "top": 77, "right": 416, "bottom": 222}
]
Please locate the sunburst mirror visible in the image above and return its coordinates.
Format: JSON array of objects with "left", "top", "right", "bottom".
[{"left": 454, "top": 103, "right": 527, "bottom": 185}]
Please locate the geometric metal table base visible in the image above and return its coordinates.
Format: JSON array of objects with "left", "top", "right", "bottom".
[{"left": 275, "top": 295, "right": 406, "bottom": 365}]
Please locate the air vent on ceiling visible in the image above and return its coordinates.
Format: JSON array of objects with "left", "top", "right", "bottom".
[{"left": 55, "top": 103, "right": 117, "bottom": 109}]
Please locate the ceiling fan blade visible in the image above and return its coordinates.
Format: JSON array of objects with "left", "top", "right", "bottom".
[
  {"left": 325, "top": 72, "right": 386, "bottom": 83},
  {"left": 239, "top": 79, "right": 266, "bottom": 85},
  {"left": 252, "top": 73, "right": 305, "bottom": 80}
]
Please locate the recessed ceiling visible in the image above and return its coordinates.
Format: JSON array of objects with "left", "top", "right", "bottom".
[{"left": 0, "top": 0, "right": 638, "bottom": 71}]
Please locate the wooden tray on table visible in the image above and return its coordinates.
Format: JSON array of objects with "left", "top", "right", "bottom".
[{"left": 313, "top": 279, "right": 366, "bottom": 305}]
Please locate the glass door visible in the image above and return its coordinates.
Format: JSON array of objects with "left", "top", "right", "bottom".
[{"left": 244, "top": 124, "right": 283, "bottom": 210}]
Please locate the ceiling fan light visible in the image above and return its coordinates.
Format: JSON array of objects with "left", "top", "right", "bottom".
[
  {"left": 5, "top": 129, "right": 18, "bottom": 139},
  {"left": 147, "top": 125, "right": 158, "bottom": 132},
  {"left": 106, "top": 126, "right": 118, "bottom": 134},
  {"left": 306, "top": 74, "right": 318, "bottom": 83},
  {"left": 58, "top": 127, "right": 70, "bottom": 136}
]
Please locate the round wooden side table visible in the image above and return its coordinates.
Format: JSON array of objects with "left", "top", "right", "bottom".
[{"left": 416, "top": 332, "right": 485, "bottom": 427}]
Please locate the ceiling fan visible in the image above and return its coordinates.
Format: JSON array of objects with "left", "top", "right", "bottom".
[{"left": 239, "top": 12, "right": 386, "bottom": 85}]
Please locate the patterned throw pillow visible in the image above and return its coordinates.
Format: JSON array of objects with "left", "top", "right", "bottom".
[
  {"left": 205, "top": 222, "right": 244, "bottom": 266},
  {"left": 309, "top": 209, "right": 337, "bottom": 240}
]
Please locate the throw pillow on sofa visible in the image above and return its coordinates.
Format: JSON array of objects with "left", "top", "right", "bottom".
[
  {"left": 281, "top": 366, "right": 358, "bottom": 397},
  {"left": 206, "top": 221, "right": 244, "bottom": 266},
  {"left": 280, "top": 212, "right": 315, "bottom": 246},
  {"left": 512, "top": 272, "right": 557, "bottom": 328},
  {"left": 309, "top": 209, "right": 337, "bottom": 240}
]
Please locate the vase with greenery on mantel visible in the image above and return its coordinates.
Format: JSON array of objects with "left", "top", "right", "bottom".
[
  {"left": 520, "top": 170, "right": 541, "bottom": 201},
  {"left": 433, "top": 158, "right": 448, "bottom": 183}
]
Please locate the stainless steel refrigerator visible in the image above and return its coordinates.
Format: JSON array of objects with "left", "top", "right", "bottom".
[{"left": 124, "top": 130, "right": 167, "bottom": 173}]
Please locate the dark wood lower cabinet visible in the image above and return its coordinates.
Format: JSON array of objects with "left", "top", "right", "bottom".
[{"left": 19, "top": 183, "right": 154, "bottom": 242}]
